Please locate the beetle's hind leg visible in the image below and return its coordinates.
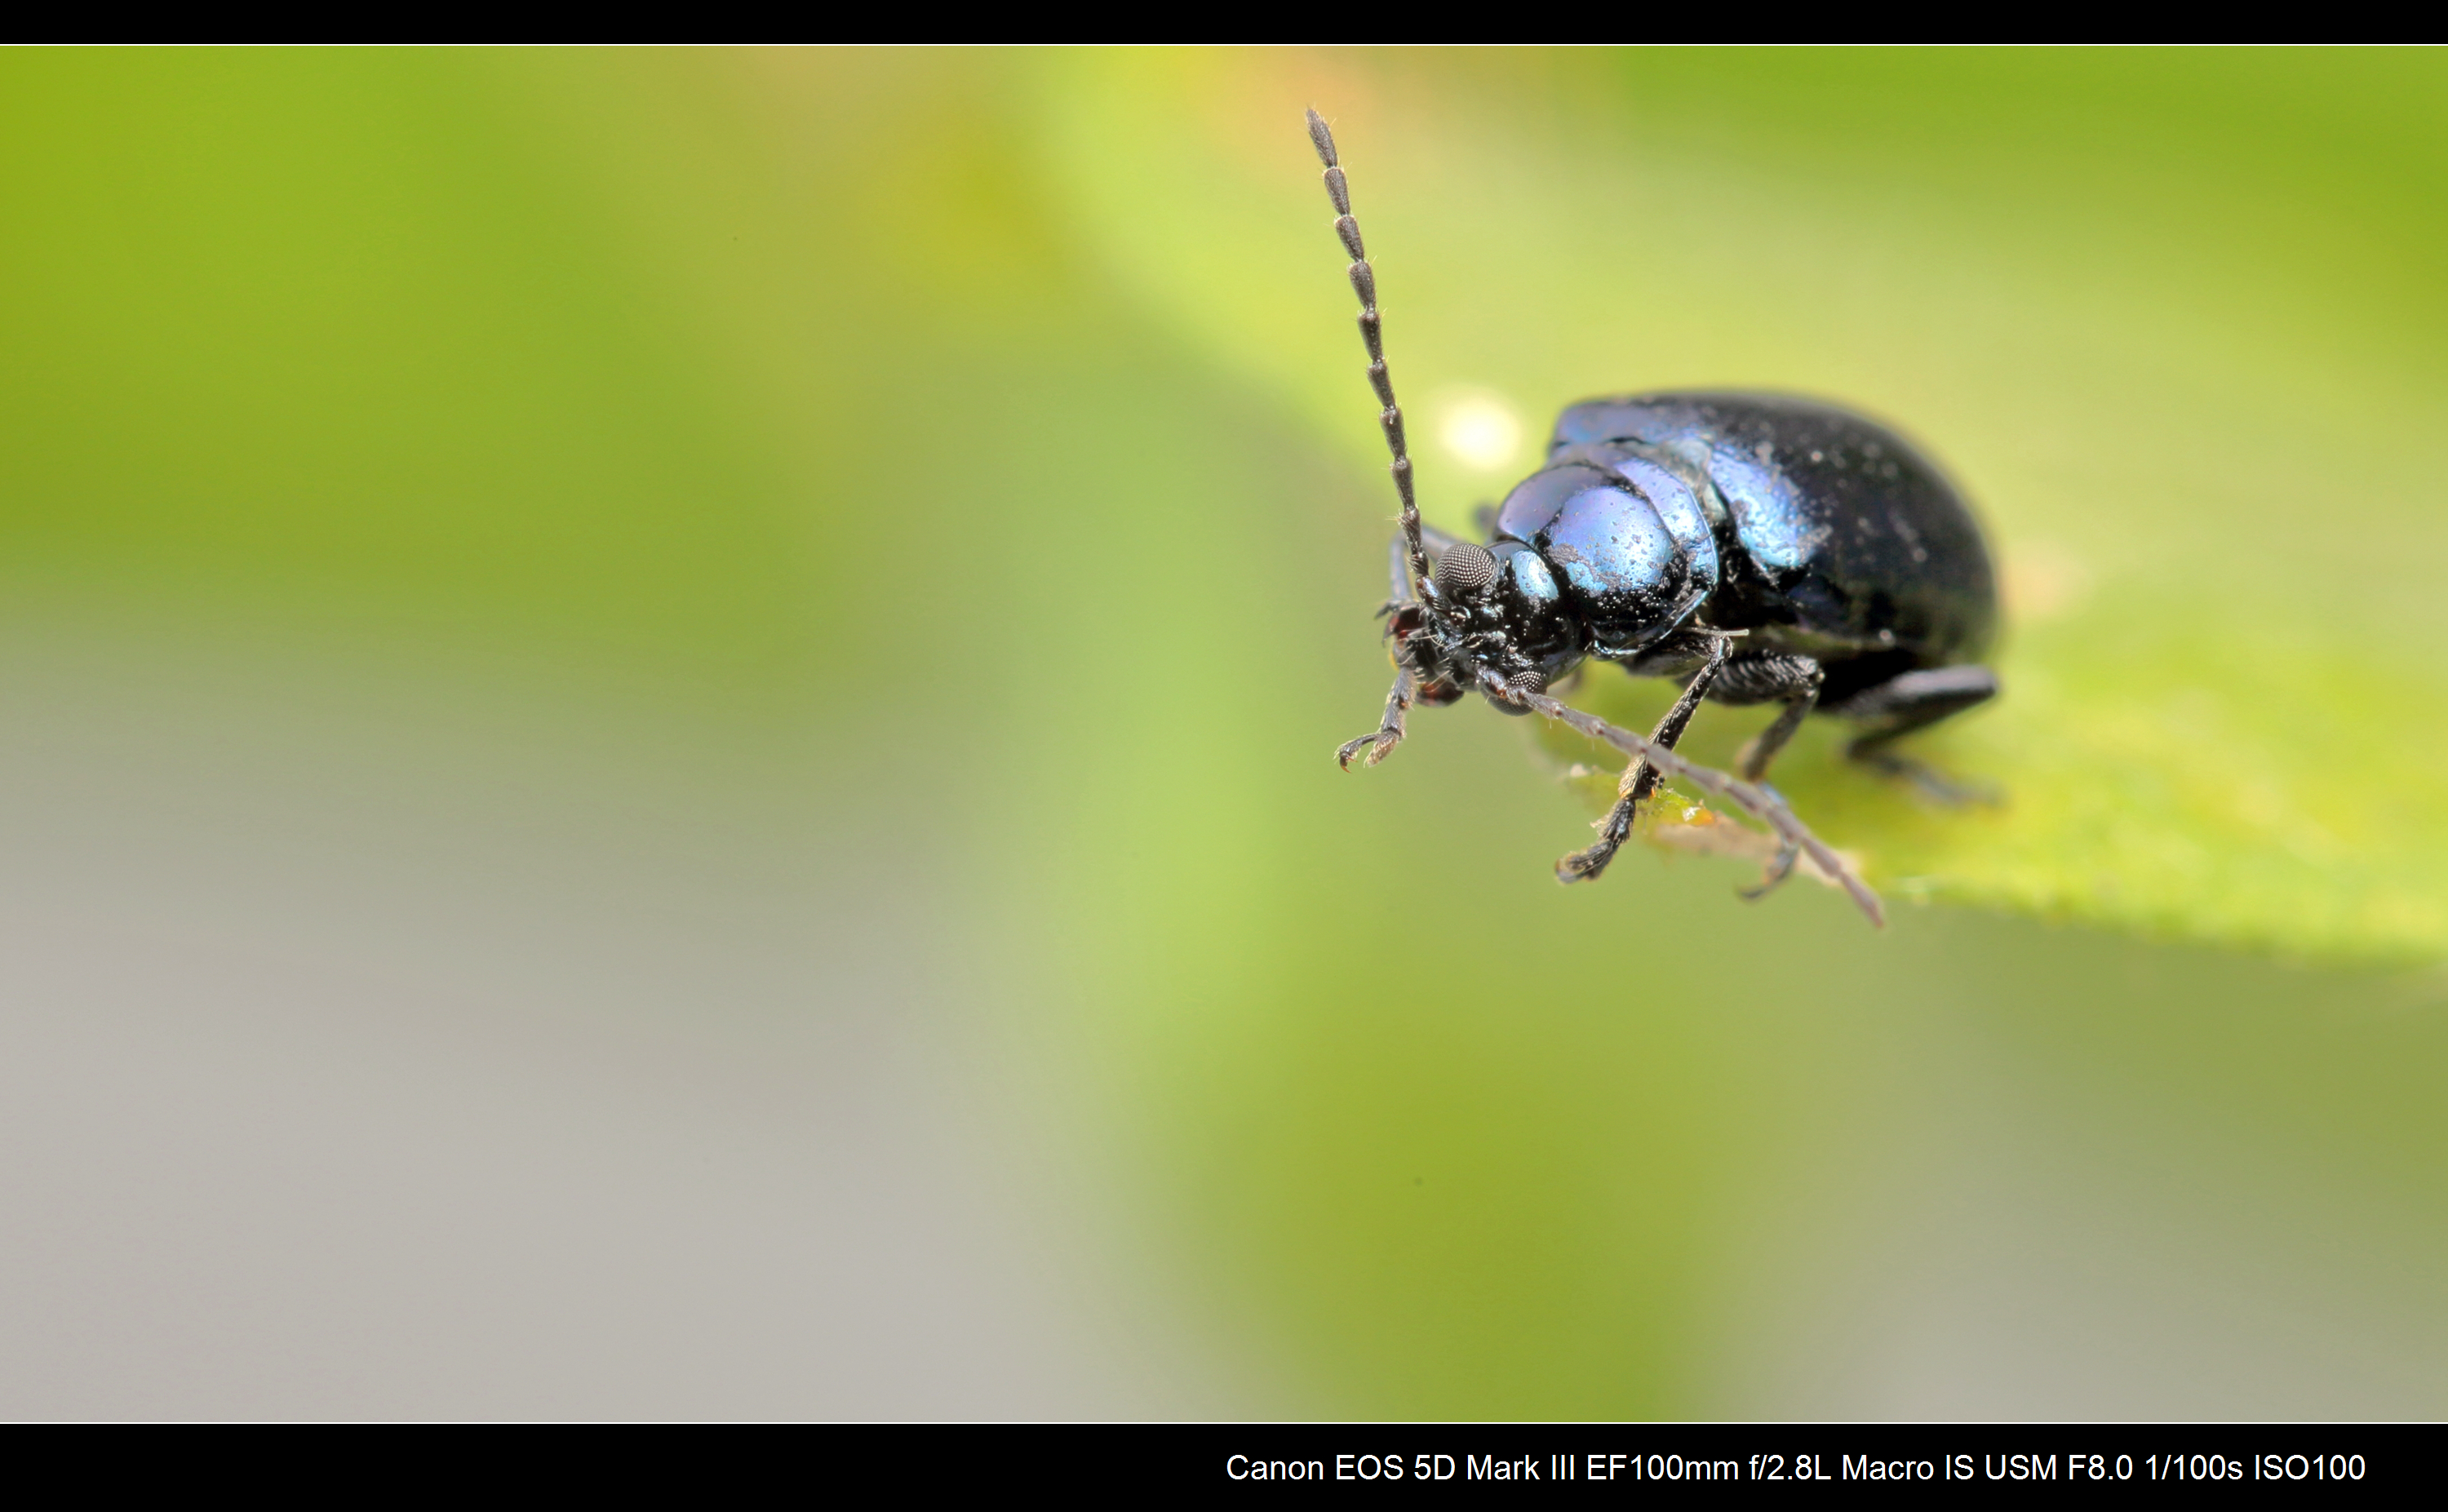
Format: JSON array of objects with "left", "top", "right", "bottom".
[
  {"left": 1833, "top": 663, "right": 2001, "bottom": 803},
  {"left": 1557, "top": 637, "right": 1730, "bottom": 884}
]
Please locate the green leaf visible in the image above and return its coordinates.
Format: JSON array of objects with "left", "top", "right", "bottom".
[{"left": 1031, "top": 50, "right": 2448, "bottom": 964}]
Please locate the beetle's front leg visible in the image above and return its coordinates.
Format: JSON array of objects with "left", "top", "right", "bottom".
[
  {"left": 1711, "top": 652, "right": 1826, "bottom": 781},
  {"left": 1373, "top": 535, "right": 1412, "bottom": 619},
  {"left": 1558, "top": 636, "right": 1731, "bottom": 884},
  {"left": 1377, "top": 526, "right": 1472, "bottom": 617},
  {"left": 1337, "top": 664, "right": 1417, "bottom": 769},
  {"left": 1345, "top": 562, "right": 1459, "bottom": 769}
]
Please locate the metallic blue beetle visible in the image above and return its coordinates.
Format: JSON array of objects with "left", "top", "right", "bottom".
[{"left": 1309, "top": 112, "right": 1998, "bottom": 915}]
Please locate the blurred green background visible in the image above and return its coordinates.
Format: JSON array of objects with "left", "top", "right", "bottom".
[{"left": 4, "top": 47, "right": 2448, "bottom": 1417}]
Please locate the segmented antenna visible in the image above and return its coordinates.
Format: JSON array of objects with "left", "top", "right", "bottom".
[{"left": 1307, "top": 109, "right": 1432, "bottom": 601}]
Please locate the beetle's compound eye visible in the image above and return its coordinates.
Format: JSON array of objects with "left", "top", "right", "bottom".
[{"left": 1434, "top": 542, "right": 1498, "bottom": 598}]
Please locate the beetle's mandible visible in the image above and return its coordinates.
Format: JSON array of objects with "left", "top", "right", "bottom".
[{"left": 1308, "top": 109, "right": 2002, "bottom": 926}]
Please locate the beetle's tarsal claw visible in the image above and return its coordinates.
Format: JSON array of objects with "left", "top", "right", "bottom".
[
  {"left": 1336, "top": 729, "right": 1400, "bottom": 769},
  {"left": 1554, "top": 840, "right": 1616, "bottom": 885},
  {"left": 1852, "top": 746, "right": 2002, "bottom": 808},
  {"left": 1739, "top": 840, "right": 1803, "bottom": 901}
]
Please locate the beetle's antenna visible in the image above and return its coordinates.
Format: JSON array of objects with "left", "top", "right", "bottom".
[{"left": 1308, "top": 109, "right": 1433, "bottom": 603}]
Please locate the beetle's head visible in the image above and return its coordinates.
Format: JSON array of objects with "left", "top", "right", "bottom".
[{"left": 1422, "top": 538, "right": 1590, "bottom": 712}]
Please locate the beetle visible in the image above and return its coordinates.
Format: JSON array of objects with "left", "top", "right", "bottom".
[{"left": 1306, "top": 110, "right": 2000, "bottom": 925}]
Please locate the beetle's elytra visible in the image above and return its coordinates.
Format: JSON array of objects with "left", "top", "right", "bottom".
[{"left": 1308, "top": 110, "right": 2002, "bottom": 926}]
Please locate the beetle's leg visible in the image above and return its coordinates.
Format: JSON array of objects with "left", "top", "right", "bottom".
[
  {"left": 1622, "top": 647, "right": 1728, "bottom": 810},
  {"left": 1833, "top": 664, "right": 2001, "bottom": 803},
  {"left": 1337, "top": 664, "right": 1417, "bottom": 770},
  {"left": 1739, "top": 829, "right": 1803, "bottom": 901},
  {"left": 1377, "top": 534, "right": 1410, "bottom": 614},
  {"left": 1378, "top": 526, "right": 1470, "bottom": 616},
  {"left": 1481, "top": 668, "right": 1882, "bottom": 926},
  {"left": 1709, "top": 653, "right": 1826, "bottom": 782},
  {"left": 1558, "top": 637, "right": 1731, "bottom": 884}
]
